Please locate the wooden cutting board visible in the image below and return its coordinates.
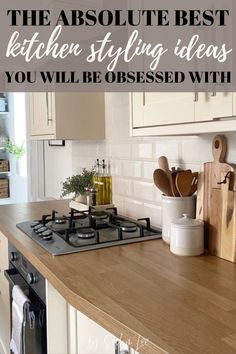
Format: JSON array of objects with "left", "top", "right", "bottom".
[
  {"left": 197, "top": 135, "right": 236, "bottom": 261},
  {"left": 220, "top": 174, "right": 236, "bottom": 262}
]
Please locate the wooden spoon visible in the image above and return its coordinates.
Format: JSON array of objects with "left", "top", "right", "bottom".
[
  {"left": 153, "top": 169, "right": 172, "bottom": 196},
  {"left": 158, "top": 156, "right": 175, "bottom": 196},
  {"left": 176, "top": 170, "right": 193, "bottom": 197}
]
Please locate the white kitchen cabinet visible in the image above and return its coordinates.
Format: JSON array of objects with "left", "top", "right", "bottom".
[
  {"left": 195, "top": 92, "right": 233, "bottom": 122},
  {"left": 233, "top": 92, "right": 236, "bottom": 116},
  {"left": 76, "top": 309, "right": 135, "bottom": 354},
  {"left": 0, "top": 232, "right": 10, "bottom": 354},
  {"left": 131, "top": 92, "right": 236, "bottom": 136},
  {"left": 29, "top": 92, "right": 105, "bottom": 140},
  {"left": 46, "top": 281, "right": 139, "bottom": 354},
  {"left": 132, "top": 93, "right": 194, "bottom": 128}
]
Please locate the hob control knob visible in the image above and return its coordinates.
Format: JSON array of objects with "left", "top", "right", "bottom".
[
  {"left": 10, "top": 252, "right": 18, "bottom": 262},
  {"left": 26, "top": 273, "right": 37, "bottom": 285}
]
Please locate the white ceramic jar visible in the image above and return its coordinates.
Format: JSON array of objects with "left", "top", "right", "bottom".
[
  {"left": 162, "top": 195, "right": 196, "bottom": 244},
  {"left": 170, "top": 214, "right": 204, "bottom": 256}
]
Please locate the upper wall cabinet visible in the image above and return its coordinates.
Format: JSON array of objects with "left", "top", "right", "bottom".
[
  {"left": 131, "top": 92, "right": 236, "bottom": 136},
  {"left": 29, "top": 93, "right": 105, "bottom": 140},
  {"left": 132, "top": 93, "right": 194, "bottom": 128},
  {"left": 195, "top": 92, "right": 233, "bottom": 122}
]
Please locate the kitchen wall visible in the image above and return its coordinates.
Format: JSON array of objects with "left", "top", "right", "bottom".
[{"left": 45, "top": 93, "right": 236, "bottom": 227}]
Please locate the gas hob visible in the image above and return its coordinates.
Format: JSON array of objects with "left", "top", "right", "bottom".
[{"left": 16, "top": 207, "right": 162, "bottom": 255}]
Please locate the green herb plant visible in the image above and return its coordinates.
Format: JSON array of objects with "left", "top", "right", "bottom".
[
  {"left": 5, "top": 140, "right": 25, "bottom": 159},
  {"left": 61, "top": 168, "right": 95, "bottom": 199}
]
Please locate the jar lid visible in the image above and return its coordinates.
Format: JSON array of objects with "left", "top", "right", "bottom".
[{"left": 172, "top": 214, "right": 203, "bottom": 228}]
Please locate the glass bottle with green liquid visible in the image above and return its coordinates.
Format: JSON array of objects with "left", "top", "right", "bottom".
[
  {"left": 93, "top": 159, "right": 103, "bottom": 205},
  {"left": 102, "top": 159, "right": 112, "bottom": 205}
]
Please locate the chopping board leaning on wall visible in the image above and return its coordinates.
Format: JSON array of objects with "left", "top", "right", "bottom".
[{"left": 197, "top": 135, "right": 236, "bottom": 263}]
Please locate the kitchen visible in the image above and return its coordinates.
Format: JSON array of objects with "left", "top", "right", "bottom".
[{"left": 0, "top": 91, "right": 236, "bottom": 354}]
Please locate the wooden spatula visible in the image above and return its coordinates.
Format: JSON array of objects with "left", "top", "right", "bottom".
[
  {"left": 176, "top": 170, "right": 193, "bottom": 197},
  {"left": 189, "top": 172, "right": 198, "bottom": 196},
  {"left": 153, "top": 169, "right": 173, "bottom": 196},
  {"left": 158, "top": 156, "right": 175, "bottom": 196}
]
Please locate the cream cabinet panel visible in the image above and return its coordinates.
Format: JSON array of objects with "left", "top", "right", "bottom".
[
  {"left": 0, "top": 232, "right": 10, "bottom": 354},
  {"left": 131, "top": 92, "right": 236, "bottom": 136},
  {"left": 76, "top": 310, "right": 131, "bottom": 354},
  {"left": 29, "top": 93, "right": 105, "bottom": 140},
  {"left": 29, "top": 93, "right": 55, "bottom": 136},
  {"left": 132, "top": 93, "right": 194, "bottom": 128},
  {"left": 233, "top": 93, "right": 236, "bottom": 116},
  {"left": 195, "top": 92, "right": 233, "bottom": 122}
]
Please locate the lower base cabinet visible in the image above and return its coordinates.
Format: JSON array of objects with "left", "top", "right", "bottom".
[
  {"left": 46, "top": 281, "right": 139, "bottom": 354},
  {"left": 0, "top": 232, "right": 10, "bottom": 354}
]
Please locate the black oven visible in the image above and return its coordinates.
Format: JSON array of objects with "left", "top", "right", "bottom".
[{"left": 4, "top": 243, "right": 47, "bottom": 354}]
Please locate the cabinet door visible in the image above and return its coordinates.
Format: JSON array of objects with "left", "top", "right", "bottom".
[
  {"left": 132, "top": 93, "right": 194, "bottom": 128},
  {"left": 195, "top": 92, "right": 233, "bottom": 122},
  {"left": 76, "top": 310, "right": 130, "bottom": 354},
  {"left": 30, "top": 93, "right": 55, "bottom": 136},
  {"left": 0, "top": 232, "right": 10, "bottom": 354},
  {"left": 233, "top": 93, "right": 236, "bottom": 116}
]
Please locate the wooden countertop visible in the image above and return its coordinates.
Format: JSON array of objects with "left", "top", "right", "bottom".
[{"left": 1, "top": 200, "right": 236, "bottom": 354}]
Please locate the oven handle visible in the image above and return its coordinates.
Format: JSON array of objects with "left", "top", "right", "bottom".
[{"left": 4, "top": 268, "right": 21, "bottom": 287}]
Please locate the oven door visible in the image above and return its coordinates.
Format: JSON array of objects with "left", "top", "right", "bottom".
[{"left": 4, "top": 267, "right": 47, "bottom": 354}]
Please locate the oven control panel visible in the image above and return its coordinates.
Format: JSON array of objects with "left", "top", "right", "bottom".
[{"left": 9, "top": 243, "right": 46, "bottom": 303}]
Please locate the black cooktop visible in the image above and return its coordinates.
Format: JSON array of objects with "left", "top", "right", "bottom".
[{"left": 16, "top": 207, "right": 162, "bottom": 255}]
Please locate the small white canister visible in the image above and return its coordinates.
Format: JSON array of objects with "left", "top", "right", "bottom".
[
  {"left": 170, "top": 214, "right": 204, "bottom": 256},
  {"left": 162, "top": 195, "right": 196, "bottom": 244}
]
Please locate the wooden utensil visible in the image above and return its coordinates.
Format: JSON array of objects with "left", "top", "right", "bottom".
[
  {"left": 196, "top": 135, "right": 236, "bottom": 260},
  {"left": 171, "top": 171, "right": 180, "bottom": 197},
  {"left": 158, "top": 156, "right": 175, "bottom": 196},
  {"left": 175, "top": 170, "right": 193, "bottom": 197},
  {"left": 189, "top": 172, "right": 198, "bottom": 196},
  {"left": 153, "top": 169, "right": 172, "bottom": 196}
]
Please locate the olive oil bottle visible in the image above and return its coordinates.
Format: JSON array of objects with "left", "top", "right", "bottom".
[
  {"left": 102, "top": 160, "right": 112, "bottom": 205},
  {"left": 93, "top": 159, "right": 112, "bottom": 205},
  {"left": 93, "top": 159, "right": 104, "bottom": 205}
]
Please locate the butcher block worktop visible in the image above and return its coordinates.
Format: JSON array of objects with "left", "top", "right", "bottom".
[{"left": 1, "top": 200, "right": 236, "bottom": 354}]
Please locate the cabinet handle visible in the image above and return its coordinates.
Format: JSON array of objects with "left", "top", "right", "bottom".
[
  {"left": 115, "top": 341, "right": 130, "bottom": 354},
  {"left": 142, "top": 92, "right": 146, "bottom": 106},
  {"left": 46, "top": 93, "right": 53, "bottom": 125},
  {"left": 193, "top": 92, "right": 199, "bottom": 102},
  {"left": 211, "top": 92, "right": 217, "bottom": 97}
]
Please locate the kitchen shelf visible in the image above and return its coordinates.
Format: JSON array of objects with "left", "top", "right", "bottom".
[
  {"left": 0, "top": 112, "right": 9, "bottom": 115},
  {"left": 0, "top": 172, "right": 10, "bottom": 175}
]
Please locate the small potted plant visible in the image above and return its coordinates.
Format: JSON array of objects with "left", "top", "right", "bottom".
[{"left": 61, "top": 168, "right": 95, "bottom": 203}]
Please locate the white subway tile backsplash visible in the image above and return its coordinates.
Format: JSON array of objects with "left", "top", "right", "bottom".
[
  {"left": 113, "top": 177, "right": 133, "bottom": 197},
  {"left": 133, "top": 181, "right": 154, "bottom": 202},
  {"left": 112, "top": 144, "right": 132, "bottom": 159},
  {"left": 155, "top": 141, "right": 180, "bottom": 161},
  {"left": 180, "top": 137, "right": 212, "bottom": 164},
  {"left": 132, "top": 143, "right": 153, "bottom": 159},
  {"left": 153, "top": 188, "right": 163, "bottom": 204},
  {"left": 110, "top": 160, "right": 122, "bottom": 176},
  {"left": 122, "top": 161, "right": 142, "bottom": 178},
  {"left": 123, "top": 199, "right": 144, "bottom": 219},
  {"left": 143, "top": 203, "right": 162, "bottom": 227},
  {"left": 143, "top": 162, "right": 158, "bottom": 180}
]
